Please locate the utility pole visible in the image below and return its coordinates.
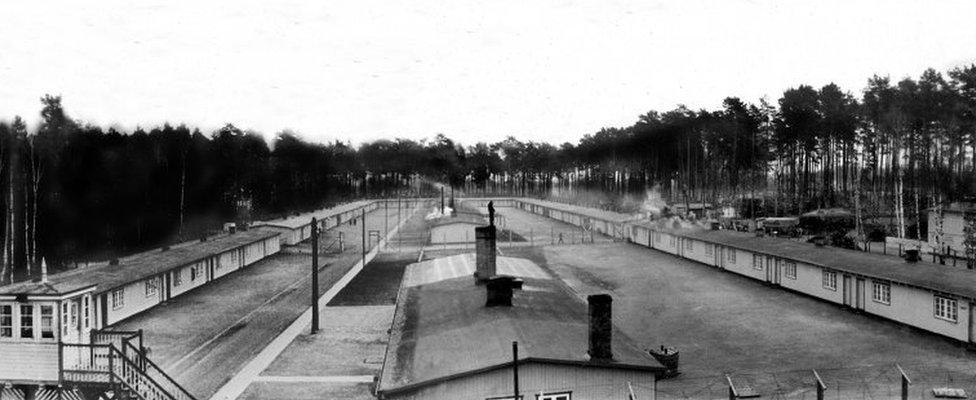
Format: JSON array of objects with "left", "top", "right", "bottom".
[
  {"left": 310, "top": 218, "right": 319, "bottom": 334},
  {"left": 362, "top": 208, "right": 366, "bottom": 266}
]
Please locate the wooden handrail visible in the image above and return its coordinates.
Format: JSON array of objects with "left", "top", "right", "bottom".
[
  {"left": 108, "top": 344, "right": 180, "bottom": 400},
  {"left": 121, "top": 340, "right": 198, "bottom": 400},
  {"left": 60, "top": 342, "right": 192, "bottom": 400}
]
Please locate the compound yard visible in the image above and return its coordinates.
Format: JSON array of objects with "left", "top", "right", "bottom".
[
  {"left": 494, "top": 203, "right": 976, "bottom": 399},
  {"left": 117, "top": 199, "right": 976, "bottom": 400}
]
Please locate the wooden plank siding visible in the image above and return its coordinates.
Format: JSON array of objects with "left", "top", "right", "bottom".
[{"left": 0, "top": 342, "right": 59, "bottom": 383}]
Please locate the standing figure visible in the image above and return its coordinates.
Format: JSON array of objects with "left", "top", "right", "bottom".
[{"left": 488, "top": 201, "right": 495, "bottom": 227}]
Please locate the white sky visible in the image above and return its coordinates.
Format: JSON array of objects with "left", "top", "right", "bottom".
[{"left": 2, "top": 0, "right": 975, "bottom": 145}]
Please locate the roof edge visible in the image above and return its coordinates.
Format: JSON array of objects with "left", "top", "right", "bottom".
[{"left": 377, "top": 357, "right": 664, "bottom": 396}]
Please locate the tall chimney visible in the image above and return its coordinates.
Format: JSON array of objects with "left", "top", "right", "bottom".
[
  {"left": 485, "top": 276, "right": 523, "bottom": 307},
  {"left": 41, "top": 257, "right": 49, "bottom": 284},
  {"left": 474, "top": 225, "right": 497, "bottom": 282},
  {"left": 587, "top": 294, "right": 613, "bottom": 360}
]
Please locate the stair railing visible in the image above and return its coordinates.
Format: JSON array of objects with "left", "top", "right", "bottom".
[
  {"left": 120, "top": 340, "right": 197, "bottom": 400},
  {"left": 60, "top": 342, "right": 196, "bottom": 400}
]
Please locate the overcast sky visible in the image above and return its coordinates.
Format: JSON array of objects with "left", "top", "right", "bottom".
[{"left": 2, "top": 0, "right": 975, "bottom": 145}]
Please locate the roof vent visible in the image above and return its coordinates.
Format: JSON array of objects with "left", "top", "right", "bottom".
[
  {"left": 109, "top": 258, "right": 119, "bottom": 266},
  {"left": 485, "top": 276, "right": 523, "bottom": 307}
]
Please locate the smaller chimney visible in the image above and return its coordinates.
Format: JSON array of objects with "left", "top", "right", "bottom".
[
  {"left": 40, "top": 258, "right": 49, "bottom": 284},
  {"left": 485, "top": 276, "right": 523, "bottom": 307},
  {"left": 474, "top": 225, "right": 497, "bottom": 283},
  {"left": 588, "top": 294, "right": 613, "bottom": 360}
]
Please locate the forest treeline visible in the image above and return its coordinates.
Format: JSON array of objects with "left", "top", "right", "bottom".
[{"left": 2, "top": 65, "right": 976, "bottom": 281}]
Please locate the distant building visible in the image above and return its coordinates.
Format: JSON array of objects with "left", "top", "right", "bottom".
[
  {"left": 377, "top": 249, "right": 665, "bottom": 399},
  {"left": 928, "top": 202, "right": 976, "bottom": 255}
]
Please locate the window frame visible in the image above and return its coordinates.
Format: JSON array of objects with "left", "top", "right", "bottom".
[
  {"left": 752, "top": 254, "right": 763, "bottom": 270},
  {"left": 145, "top": 278, "right": 158, "bottom": 297},
  {"left": 62, "top": 302, "right": 69, "bottom": 336},
  {"left": 40, "top": 305, "right": 55, "bottom": 339},
  {"left": 111, "top": 288, "right": 125, "bottom": 310},
  {"left": 685, "top": 239, "right": 693, "bottom": 251},
  {"left": 785, "top": 261, "right": 797, "bottom": 280},
  {"left": 173, "top": 270, "right": 183, "bottom": 287},
  {"left": 69, "top": 302, "right": 78, "bottom": 331},
  {"left": 727, "top": 249, "right": 736, "bottom": 263},
  {"left": 872, "top": 281, "right": 891, "bottom": 305},
  {"left": 19, "top": 304, "right": 34, "bottom": 339},
  {"left": 83, "top": 296, "right": 90, "bottom": 329},
  {"left": 822, "top": 270, "right": 837, "bottom": 291},
  {"left": 0, "top": 304, "right": 12, "bottom": 338},
  {"left": 935, "top": 295, "right": 958, "bottom": 323},
  {"left": 705, "top": 243, "right": 714, "bottom": 257}
]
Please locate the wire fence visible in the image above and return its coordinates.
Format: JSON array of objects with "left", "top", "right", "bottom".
[{"left": 653, "top": 359, "right": 976, "bottom": 400}]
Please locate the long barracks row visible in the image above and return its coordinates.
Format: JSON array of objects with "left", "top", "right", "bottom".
[
  {"left": 0, "top": 198, "right": 422, "bottom": 388},
  {"left": 464, "top": 197, "right": 976, "bottom": 345}
]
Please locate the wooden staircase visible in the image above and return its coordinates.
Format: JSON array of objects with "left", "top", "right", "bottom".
[{"left": 57, "top": 330, "right": 196, "bottom": 400}]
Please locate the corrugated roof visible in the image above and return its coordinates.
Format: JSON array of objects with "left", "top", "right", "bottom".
[
  {"left": 639, "top": 224, "right": 976, "bottom": 300},
  {"left": 0, "top": 228, "right": 280, "bottom": 296},
  {"left": 378, "top": 254, "right": 664, "bottom": 395}
]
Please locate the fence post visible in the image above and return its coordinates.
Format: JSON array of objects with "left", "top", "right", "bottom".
[
  {"left": 311, "top": 218, "right": 319, "bottom": 334},
  {"left": 725, "top": 375, "right": 737, "bottom": 400},
  {"left": 897, "top": 364, "right": 910, "bottom": 400},
  {"left": 813, "top": 370, "right": 825, "bottom": 400}
]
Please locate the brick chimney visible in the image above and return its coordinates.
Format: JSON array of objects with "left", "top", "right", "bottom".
[
  {"left": 588, "top": 294, "right": 613, "bottom": 360},
  {"left": 485, "top": 276, "right": 523, "bottom": 307},
  {"left": 474, "top": 225, "right": 497, "bottom": 282}
]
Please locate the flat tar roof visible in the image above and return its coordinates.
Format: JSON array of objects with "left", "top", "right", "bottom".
[
  {"left": 640, "top": 224, "right": 976, "bottom": 300},
  {"left": 378, "top": 254, "right": 664, "bottom": 395},
  {"left": 0, "top": 227, "right": 280, "bottom": 296}
]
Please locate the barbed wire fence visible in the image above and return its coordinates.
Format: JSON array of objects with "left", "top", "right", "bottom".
[{"left": 652, "top": 358, "right": 976, "bottom": 400}]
